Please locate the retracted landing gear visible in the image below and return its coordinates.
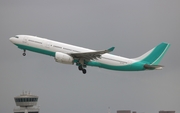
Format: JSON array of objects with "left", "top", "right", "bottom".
[
  {"left": 78, "top": 65, "right": 87, "bottom": 74},
  {"left": 22, "top": 50, "right": 26, "bottom": 56}
]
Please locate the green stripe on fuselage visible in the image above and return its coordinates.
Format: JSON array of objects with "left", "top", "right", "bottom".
[
  {"left": 16, "top": 44, "right": 55, "bottom": 57},
  {"left": 86, "top": 61, "right": 145, "bottom": 71}
]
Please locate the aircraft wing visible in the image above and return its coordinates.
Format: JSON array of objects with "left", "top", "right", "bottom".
[{"left": 69, "top": 47, "right": 115, "bottom": 60}]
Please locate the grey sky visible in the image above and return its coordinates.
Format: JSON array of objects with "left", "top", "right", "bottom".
[{"left": 0, "top": 0, "right": 180, "bottom": 113}]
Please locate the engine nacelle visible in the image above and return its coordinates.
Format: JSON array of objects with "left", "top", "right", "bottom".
[{"left": 55, "top": 52, "right": 74, "bottom": 64}]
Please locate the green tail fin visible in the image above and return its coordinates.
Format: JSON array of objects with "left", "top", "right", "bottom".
[{"left": 135, "top": 42, "right": 170, "bottom": 65}]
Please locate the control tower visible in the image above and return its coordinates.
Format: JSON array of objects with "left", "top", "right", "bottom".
[{"left": 14, "top": 91, "right": 39, "bottom": 113}]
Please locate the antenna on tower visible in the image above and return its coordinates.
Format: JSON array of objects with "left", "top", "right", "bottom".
[{"left": 22, "top": 90, "right": 24, "bottom": 95}]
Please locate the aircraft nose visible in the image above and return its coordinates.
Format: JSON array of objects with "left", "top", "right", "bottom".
[{"left": 9, "top": 37, "right": 15, "bottom": 43}]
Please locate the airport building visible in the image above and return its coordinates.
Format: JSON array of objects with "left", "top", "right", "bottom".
[
  {"left": 117, "top": 110, "right": 175, "bottom": 113},
  {"left": 117, "top": 110, "right": 136, "bottom": 113},
  {"left": 159, "top": 111, "right": 175, "bottom": 113},
  {"left": 14, "top": 91, "right": 39, "bottom": 113},
  {"left": 117, "top": 110, "right": 131, "bottom": 113}
]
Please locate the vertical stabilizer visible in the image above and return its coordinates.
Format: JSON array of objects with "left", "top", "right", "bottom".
[{"left": 135, "top": 42, "right": 170, "bottom": 65}]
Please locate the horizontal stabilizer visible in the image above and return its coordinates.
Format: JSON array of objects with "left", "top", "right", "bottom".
[{"left": 144, "top": 64, "right": 164, "bottom": 70}]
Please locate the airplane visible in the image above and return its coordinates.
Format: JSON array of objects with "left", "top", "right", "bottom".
[{"left": 9, "top": 35, "right": 170, "bottom": 74}]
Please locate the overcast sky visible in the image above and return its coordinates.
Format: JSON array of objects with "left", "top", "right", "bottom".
[{"left": 0, "top": 0, "right": 180, "bottom": 113}]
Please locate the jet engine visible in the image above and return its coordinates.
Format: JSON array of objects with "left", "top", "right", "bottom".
[{"left": 55, "top": 52, "right": 74, "bottom": 64}]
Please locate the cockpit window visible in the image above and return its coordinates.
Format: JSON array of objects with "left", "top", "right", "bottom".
[{"left": 15, "top": 36, "right": 19, "bottom": 38}]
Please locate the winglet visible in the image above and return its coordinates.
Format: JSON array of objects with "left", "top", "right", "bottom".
[{"left": 108, "top": 47, "right": 115, "bottom": 52}]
